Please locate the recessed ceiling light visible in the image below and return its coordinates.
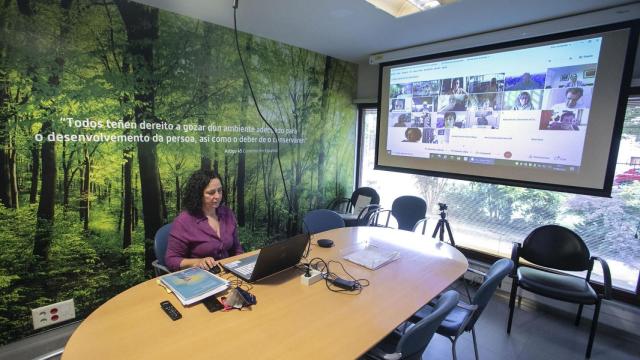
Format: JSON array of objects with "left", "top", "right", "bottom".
[{"left": 366, "top": 0, "right": 456, "bottom": 17}]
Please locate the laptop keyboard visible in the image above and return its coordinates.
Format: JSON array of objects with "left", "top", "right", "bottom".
[{"left": 236, "top": 262, "right": 255, "bottom": 276}]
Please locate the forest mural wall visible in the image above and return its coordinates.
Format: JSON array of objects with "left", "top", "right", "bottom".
[{"left": 0, "top": 0, "right": 357, "bottom": 344}]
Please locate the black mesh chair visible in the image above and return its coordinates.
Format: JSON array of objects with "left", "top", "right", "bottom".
[
  {"left": 372, "top": 195, "right": 428, "bottom": 234},
  {"left": 506, "top": 225, "right": 612, "bottom": 359},
  {"left": 410, "top": 259, "right": 513, "bottom": 360},
  {"left": 364, "top": 290, "right": 459, "bottom": 360},
  {"left": 152, "top": 223, "right": 173, "bottom": 276},
  {"left": 328, "top": 187, "right": 380, "bottom": 227}
]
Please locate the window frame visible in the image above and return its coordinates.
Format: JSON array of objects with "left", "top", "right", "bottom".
[{"left": 356, "top": 89, "right": 640, "bottom": 305}]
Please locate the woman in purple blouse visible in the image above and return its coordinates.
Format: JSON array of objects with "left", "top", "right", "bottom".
[{"left": 165, "top": 170, "right": 243, "bottom": 271}]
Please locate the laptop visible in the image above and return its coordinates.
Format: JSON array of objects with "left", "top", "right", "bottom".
[{"left": 222, "top": 234, "right": 309, "bottom": 282}]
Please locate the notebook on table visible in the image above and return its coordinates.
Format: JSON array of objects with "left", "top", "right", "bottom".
[{"left": 222, "top": 233, "right": 309, "bottom": 282}]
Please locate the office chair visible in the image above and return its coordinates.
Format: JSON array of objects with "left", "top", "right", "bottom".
[
  {"left": 302, "top": 209, "right": 345, "bottom": 234},
  {"left": 328, "top": 187, "right": 380, "bottom": 227},
  {"left": 327, "top": 186, "right": 380, "bottom": 214},
  {"left": 364, "top": 290, "right": 459, "bottom": 360},
  {"left": 152, "top": 223, "right": 173, "bottom": 276},
  {"left": 409, "top": 258, "right": 513, "bottom": 360},
  {"left": 506, "top": 225, "right": 611, "bottom": 359},
  {"left": 371, "top": 195, "right": 428, "bottom": 234}
]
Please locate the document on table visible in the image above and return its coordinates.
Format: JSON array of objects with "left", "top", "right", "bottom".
[{"left": 343, "top": 245, "right": 400, "bottom": 270}]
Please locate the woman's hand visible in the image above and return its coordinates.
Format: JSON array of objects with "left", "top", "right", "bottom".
[{"left": 196, "top": 257, "right": 217, "bottom": 270}]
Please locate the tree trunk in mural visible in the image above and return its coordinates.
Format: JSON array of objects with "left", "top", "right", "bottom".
[
  {"left": 118, "top": 164, "right": 123, "bottom": 232},
  {"left": 286, "top": 50, "right": 319, "bottom": 233},
  {"left": 8, "top": 136, "right": 17, "bottom": 208},
  {"left": 61, "top": 140, "right": 75, "bottom": 207},
  {"left": 316, "top": 56, "right": 334, "bottom": 208},
  {"left": 251, "top": 161, "right": 258, "bottom": 232},
  {"left": 198, "top": 23, "right": 215, "bottom": 174},
  {"left": 199, "top": 116, "right": 212, "bottom": 172},
  {"left": 29, "top": 140, "right": 39, "bottom": 204},
  {"left": 133, "top": 172, "right": 139, "bottom": 229},
  {"left": 0, "top": 0, "right": 13, "bottom": 209},
  {"left": 0, "top": 118, "right": 12, "bottom": 208},
  {"left": 260, "top": 150, "right": 276, "bottom": 235},
  {"left": 235, "top": 38, "right": 252, "bottom": 227},
  {"left": 34, "top": 121, "right": 56, "bottom": 259},
  {"left": 160, "top": 181, "right": 167, "bottom": 222},
  {"left": 174, "top": 173, "right": 180, "bottom": 213},
  {"left": 34, "top": 0, "right": 74, "bottom": 259},
  {"left": 224, "top": 154, "right": 235, "bottom": 209},
  {"left": 79, "top": 145, "right": 90, "bottom": 230},
  {"left": 116, "top": 0, "right": 164, "bottom": 271}
]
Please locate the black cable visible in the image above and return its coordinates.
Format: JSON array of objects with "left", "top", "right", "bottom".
[
  {"left": 300, "top": 218, "right": 314, "bottom": 259},
  {"left": 232, "top": 3, "right": 292, "bottom": 212},
  {"left": 306, "top": 257, "right": 369, "bottom": 295}
]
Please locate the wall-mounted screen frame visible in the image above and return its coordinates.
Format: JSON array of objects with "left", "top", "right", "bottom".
[{"left": 375, "top": 21, "right": 639, "bottom": 197}]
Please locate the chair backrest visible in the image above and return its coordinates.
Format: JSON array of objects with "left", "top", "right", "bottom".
[
  {"left": 391, "top": 196, "right": 427, "bottom": 231},
  {"left": 350, "top": 187, "right": 380, "bottom": 207},
  {"left": 521, "top": 225, "right": 591, "bottom": 271},
  {"left": 397, "top": 290, "right": 459, "bottom": 359},
  {"left": 154, "top": 223, "right": 173, "bottom": 266},
  {"left": 302, "top": 209, "right": 345, "bottom": 234},
  {"left": 468, "top": 258, "right": 513, "bottom": 329}
]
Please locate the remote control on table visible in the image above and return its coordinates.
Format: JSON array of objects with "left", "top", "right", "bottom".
[{"left": 160, "top": 300, "right": 182, "bottom": 321}]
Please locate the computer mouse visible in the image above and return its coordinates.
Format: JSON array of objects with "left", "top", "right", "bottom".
[{"left": 317, "top": 239, "right": 334, "bottom": 248}]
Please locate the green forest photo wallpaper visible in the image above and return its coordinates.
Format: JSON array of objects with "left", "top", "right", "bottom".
[{"left": 0, "top": 0, "right": 358, "bottom": 343}]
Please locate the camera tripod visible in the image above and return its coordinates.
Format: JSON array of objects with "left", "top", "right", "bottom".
[
  {"left": 432, "top": 203, "right": 480, "bottom": 302},
  {"left": 432, "top": 204, "right": 455, "bottom": 246}
]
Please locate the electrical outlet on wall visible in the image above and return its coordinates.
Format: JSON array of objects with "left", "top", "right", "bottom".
[{"left": 31, "top": 299, "right": 76, "bottom": 330}]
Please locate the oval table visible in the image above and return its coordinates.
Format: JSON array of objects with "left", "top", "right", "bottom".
[{"left": 62, "top": 226, "right": 467, "bottom": 360}]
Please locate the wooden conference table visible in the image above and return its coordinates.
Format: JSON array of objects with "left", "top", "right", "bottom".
[{"left": 62, "top": 226, "right": 468, "bottom": 360}]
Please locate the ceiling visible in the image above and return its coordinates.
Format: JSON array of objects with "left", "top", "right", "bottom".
[{"left": 135, "top": 0, "right": 638, "bottom": 64}]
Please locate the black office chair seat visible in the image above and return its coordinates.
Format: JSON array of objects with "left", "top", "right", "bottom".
[
  {"left": 518, "top": 267, "right": 597, "bottom": 304},
  {"left": 412, "top": 304, "right": 472, "bottom": 338}
]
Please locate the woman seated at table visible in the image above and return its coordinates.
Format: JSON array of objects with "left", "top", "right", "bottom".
[{"left": 165, "top": 170, "right": 243, "bottom": 271}]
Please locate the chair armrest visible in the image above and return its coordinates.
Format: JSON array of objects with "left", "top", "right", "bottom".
[
  {"left": 456, "top": 301, "right": 479, "bottom": 334},
  {"left": 152, "top": 260, "right": 170, "bottom": 277},
  {"left": 369, "top": 209, "right": 391, "bottom": 227},
  {"left": 411, "top": 218, "right": 428, "bottom": 235},
  {"left": 364, "top": 347, "right": 402, "bottom": 360},
  {"left": 357, "top": 204, "right": 381, "bottom": 219},
  {"left": 457, "top": 301, "right": 478, "bottom": 312},
  {"left": 466, "top": 267, "right": 486, "bottom": 278},
  {"left": 510, "top": 242, "right": 521, "bottom": 277},
  {"left": 383, "top": 352, "right": 402, "bottom": 360},
  {"left": 327, "top": 197, "right": 351, "bottom": 213},
  {"left": 592, "top": 256, "right": 612, "bottom": 300}
]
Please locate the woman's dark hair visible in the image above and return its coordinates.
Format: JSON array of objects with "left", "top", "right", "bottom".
[{"left": 182, "top": 170, "right": 223, "bottom": 215}]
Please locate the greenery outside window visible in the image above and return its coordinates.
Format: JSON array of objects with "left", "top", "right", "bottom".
[{"left": 360, "top": 97, "right": 640, "bottom": 293}]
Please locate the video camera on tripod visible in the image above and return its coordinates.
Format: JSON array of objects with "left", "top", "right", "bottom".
[{"left": 433, "top": 202, "right": 455, "bottom": 246}]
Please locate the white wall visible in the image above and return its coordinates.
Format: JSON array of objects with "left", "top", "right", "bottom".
[{"left": 356, "top": 60, "right": 379, "bottom": 102}]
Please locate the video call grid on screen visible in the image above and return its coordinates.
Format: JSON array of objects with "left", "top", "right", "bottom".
[{"left": 386, "top": 36, "right": 602, "bottom": 171}]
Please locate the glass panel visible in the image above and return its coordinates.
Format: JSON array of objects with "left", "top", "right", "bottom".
[{"left": 360, "top": 97, "right": 640, "bottom": 292}]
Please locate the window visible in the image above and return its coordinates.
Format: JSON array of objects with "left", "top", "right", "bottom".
[{"left": 360, "top": 96, "right": 640, "bottom": 293}]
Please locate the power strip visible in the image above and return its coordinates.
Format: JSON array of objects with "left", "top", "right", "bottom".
[{"left": 300, "top": 269, "right": 323, "bottom": 286}]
